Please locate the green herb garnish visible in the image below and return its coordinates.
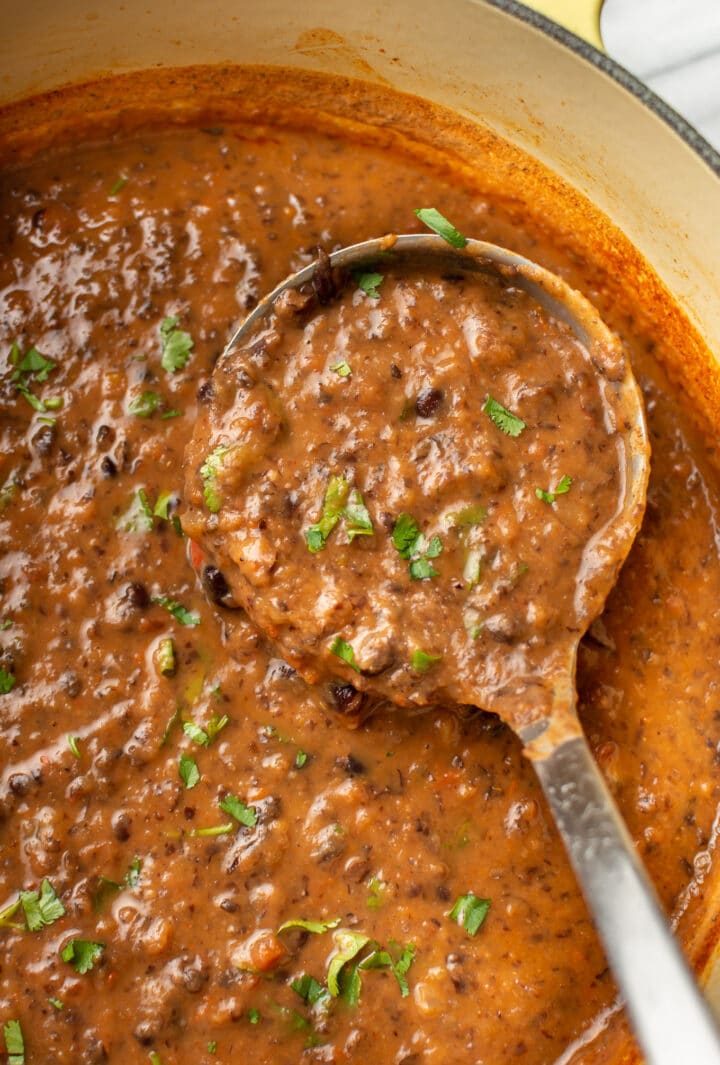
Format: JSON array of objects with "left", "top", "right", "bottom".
[
  {"left": 414, "top": 208, "right": 467, "bottom": 249},
  {"left": 447, "top": 892, "right": 491, "bottom": 936},
  {"left": 219, "top": 794, "right": 257, "bottom": 827},
  {"left": 483, "top": 396, "right": 526, "bottom": 437},
  {"left": 3, "top": 1019, "right": 24, "bottom": 1065},
  {"left": 20, "top": 879, "right": 65, "bottom": 932},
  {"left": 248, "top": 1008, "right": 260, "bottom": 1024},
  {"left": 327, "top": 930, "right": 371, "bottom": 997},
  {"left": 294, "top": 749, "right": 308, "bottom": 769},
  {"left": 200, "top": 445, "right": 228, "bottom": 513},
  {"left": 61, "top": 938, "right": 105, "bottom": 974},
  {"left": 278, "top": 917, "right": 341, "bottom": 935},
  {"left": 329, "top": 636, "right": 361, "bottom": 674},
  {"left": 463, "top": 549, "right": 483, "bottom": 588},
  {"left": 355, "top": 272, "right": 384, "bottom": 299},
  {"left": 67, "top": 735, "right": 81, "bottom": 759},
  {"left": 207, "top": 1042, "right": 217, "bottom": 1056},
  {"left": 291, "top": 973, "right": 331, "bottom": 1006},
  {"left": 48, "top": 997, "right": 64, "bottom": 1011},
  {"left": 160, "top": 316, "right": 193, "bottom": 373},
  {"left": 116, "top": 489, "right": 154, "bottom": 534},
  {"left": 183, "top": 721, "right": 210, "bottom": 747},
  {"left": 0, "top": 668, "right": 15, "bottom": 694},
  {"left": 344, "top": 489, "right": 374, "bottom": 540},
  {"left": 156, "top": 637, "right": 176, "bottom": 676},
  {"left": 535, "top": 475, "right": 573, "bottom": 504},
  {"left": 447, "top": 503, "right": 487, "bottom": 527},
  {"left": 330, "top": 360, "right": 352, "bottom": 377},
  {"left": 189, "top": 823, "right": 233, "bottom": 838},
  {"left": 392, "top": 514, "right": 442, "bottom": 579},
  {"left": 127, "top": 391, "right": 162, "bottom": 417},
  {"left": 109, "top": 175, "right": 128, "bottom": 195},
  {"left": 151, "top": 596, "right": 200, "bottom": 627},
  {"left": 306, "top": 475, "right": 350, "bottom": 553},
  {"left": 410, "top": 649, "right": 442, "bottom": 674},
  {"left": 179, "top": 753, "right": 200, "bottom": 789}
]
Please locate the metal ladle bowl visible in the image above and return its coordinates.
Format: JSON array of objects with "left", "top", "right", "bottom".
[{"left": 221, "top": 234, "right": 720, "bottom": 1064}]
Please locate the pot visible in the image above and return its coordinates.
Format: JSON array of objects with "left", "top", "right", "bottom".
[{"left": 2, "top": 1, "right": 719, "bottom": 1061}]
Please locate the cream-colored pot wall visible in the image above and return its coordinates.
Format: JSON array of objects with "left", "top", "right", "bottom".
[{"left": 2, "top": 0, "right": 719, "bottom": 359}]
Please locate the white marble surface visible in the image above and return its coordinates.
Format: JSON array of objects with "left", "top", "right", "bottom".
[{"left": 602, "top": 0, "right": 720, "bottom": 151}]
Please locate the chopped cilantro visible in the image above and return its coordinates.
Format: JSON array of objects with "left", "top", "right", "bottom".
[
  {"left": 206, "top": 714, "right": 229, "bottom": 741},
  {"left": 60, "top": 938, "right": 105, "bottom": 974},
  {"left": 447, "top": 892, "right": 491, "bottom": 936},
  {"left": 153, "top": 492, "right": 173, "bottom": 519},
  {"left": 207, "top": 1042, "right": 217, "bottom": 1056},
  {"left": 483, "top": 396, "right": 526, "bottom": 437},
  {"left": 149, "top": 1053, "right": 162, "bottom": 1065},
  {"left": 330, "top": 636, "right": 361, "bottom": 674},
  {"left": 463, "top": 549, "right": 483, "bottom": 588},
  {"left": 189, "top": 823, "right": 233, "bottom": 837},
  {"left": 388, "top": 941, "right": 416, "bottom": 997},
  {"left": 248, "top": 1008, "right": 260, "bottom": 1024},
  {"left": 161, "top": 408, "right": 183, "bottom": 420},
  {"left": 409, "top": 557, "right": 439, "bottom": 580},
  {"left": 294, "top": 749, "right": 309, "bottom": 769},
  {"left": 0, "top": 668, "right": 15, "bottom": 694},
  {"left": 126, "top": 857, "right": 142, "bottom": 888},
  {"left": 160, "top": 707, "right": 181, "bottom": 747},
  {"left": 306, "top": 475, "right": 349, "bottom": 553},
  {"left": 179, "top": 753, "right": 200, "bottom": 789},
  {"left": 48, "top": 997, "right": 64, "bottom": 1011},
  {"left": 535, "top": 475, "right": 573, "bottom": 504},
  {"left": 218, "top": 794, "right": 257, "bottom": 827},
  {"left": 200, "top": 446, "right": 228, "bottom": 513},
  {"left": 160, "top": 315, "right": 193, "bottom": 373},
  {"left": 116, "top": 490, "right": 154, "bottom": 534},
  {"left": 0, "top": 620, "right": 12, "bottom": 630},
  {"left": 127, "top": 390, "right": 162, "bottom": 417},
  {"left": 67, "top": 735, "right": 81, "bottom": 759},
  {"left": 291, "top": 973, "right": 331, "bottom": 1006},
  {"left": 3, "top": 1019, "right": 24, "bottom": 1065},
  {"left": 355, "top": 272, "right": 384, "bottom": 299},
  {"left": 392, "top": 514, "right": 442, "bottom": 579},
  {"left": 183, "top": 721, "right": 210, "bottom": 747},
  {"left": 447, "top": 503, "right": 487, "bottom": 527},
  {"left": 20, "top": 879, "right": 65, "bottom": 932},
  {"left": 152, "top": 596, "right": 200, "bottom": 626},
  {"left": 109, "top": 175, "right": 128, "bottom": 195},
  {"left": 344, "top": 489, "right": 374, "bottom": 540},
  {"left": 327, "top": 930, "right": 370, "bottom": 997},
  {"left": 392, "top": 513, "right": 420, "bottom": 558},
  {"left": 330, "top": 360, "right": 352, "bottom": 377},
  {"left": 414, "top": 207, "right": 467, "bottom": 249},
  {"left": 410, "top": 649, "right": 442, "bottom": 673},
  {"left": 278, "top": 917, "right": 340, "bottom": 935},
  {"left": 366, "top": 877, "right": 386, "bottom": 910},
  {"left": 10, "top": 345, "right": 56, "bottom": 382}
]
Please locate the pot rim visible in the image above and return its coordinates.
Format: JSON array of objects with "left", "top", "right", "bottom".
[{"left": 487, "top": 0, "right": 720, "bottom": 178}]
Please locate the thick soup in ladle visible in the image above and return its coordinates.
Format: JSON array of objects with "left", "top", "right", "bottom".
[{"left": 183, "top": 224, "right": 720, "bottom": 1064}]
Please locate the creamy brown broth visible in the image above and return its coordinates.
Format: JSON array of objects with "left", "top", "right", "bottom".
[
  {"left": 184, "top": 262, "right": 626, "bottom": 729},
  {"left": 1, "top": 79, "right": 720, "bottom": 1065}
]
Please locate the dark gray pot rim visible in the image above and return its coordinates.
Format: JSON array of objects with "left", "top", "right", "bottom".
[{"left": 486, "top": 0, "right": 720, "bottom": 177}]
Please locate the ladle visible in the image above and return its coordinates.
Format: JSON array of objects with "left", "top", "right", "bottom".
[{"left": 217, "top": 234, "right": 720, "bottom": 1064}]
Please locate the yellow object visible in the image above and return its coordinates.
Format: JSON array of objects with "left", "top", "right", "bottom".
[{"left": 519, "top": 0, "right": 605, "bottom": 51}]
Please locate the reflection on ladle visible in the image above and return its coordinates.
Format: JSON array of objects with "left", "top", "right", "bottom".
[{"left": 184, "top": 232, "right": 720, "bottom": 1064}]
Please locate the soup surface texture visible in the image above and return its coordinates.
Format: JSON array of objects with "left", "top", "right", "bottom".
[{"left": 1, "top": 70, "right": 720, "bottom": 1065}]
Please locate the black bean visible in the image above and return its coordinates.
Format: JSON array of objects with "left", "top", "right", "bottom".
[
  {"left": 415, "top": 387, "right": 444, "bottom": 418},
  {"left": 31, "top": 424, "right": 55, "bottom": 456},
  {"left": 237, "top": 369, "right": 255, "bottom": 389},
  {"left": 111, "top": 810, "right": 132, "bottom": 841},
  {"left": 123, "top": 582, "right": 149, "bottom": 610},
  {"left": 59, "top": 670, "right": 82, "bottom": 697},
  {"left": 196, "top": 380, "right": 214, "bottom": 404},
  {"left": 201, "top": 565, "right": 230, "bottom": 604},
  {"left": 330, "top": 683, "right": 365, "bottom": 717},
  {"left": 100, "top": 456, "right": 117, "bottom": 478},
  {"left": 311, "top": 248, "right": 337, "bottom": 305},
  {"left": 8, "top": 773, "right": 32, "bottom": 796},
  {"left": 96, "top": 424, "right": 114, "bottom": 446},
  {"left": 390, "top": 362, "right": 402, "bottom": 379},
  {"left": 133, "top": 1021, "right": 157, "bottom": 1046},
  {"left": 335, "top": 754, "right": 366, "bottom": 776}
]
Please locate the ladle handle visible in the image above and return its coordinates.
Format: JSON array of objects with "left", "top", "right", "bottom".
[{"left": 533, "top": 733, "right": 720, "bottom": 1064}]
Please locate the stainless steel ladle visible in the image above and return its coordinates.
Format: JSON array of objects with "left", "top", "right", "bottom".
[{"left": 222, "top": 233, "right": 720, "bottom": 1064}]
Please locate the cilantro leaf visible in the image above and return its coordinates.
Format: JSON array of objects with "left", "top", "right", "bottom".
[
  {"left": 206, "top": 714, "right": 229, "bottom": 741},
  {"left": 179, "top": 753, "right": 200, "bottom": 789},
  {"left": 294, "top": 749, "right": 308, "bottom": 769},
  {"left": 414, "top": 208, "right": 467, "bottom": 249},
  {"left": 116, "top": 490, "right": 154, "bottom": 534},
  {"left": 152, "top": 596, "right": 200, "bottom": 626},
  {"left": 20, "top": 879, "right": 65, "bottom": 932},
  {"left": 355, "top": 272, "right": 384, "bottom": 299},
  {"left": 410, "top": 649, "right": 442, "bottom": 674},
  {"left": 0, "top": 668, "right": 15, "bottom": 694},
  {"left": 160, "top": 316, "right": 194, "bottom": 373},
  {"left": 409, "top": 557, "right": 439, "bottom": 580},
  {"left": 291, "top": 974, "right": 331, "bottom": 1006},
  {"left": 535, "top": 475, "right": 573, "bottom": 504},
  {"left": 330, "top": 636, "right": 361, "bottom": 674},
  {"left": 423, "top": 534, "right": 442, "bottom": 559},
  {"left": 61, "top": 938, "right": 105, "bottom": 974},
  {"left": 3, "top": 1019, "right": 24, "bottom": 1065},
  {"left": 200, "top": 446, "right": 228, "bottom": 513},
  {"left": 278, "top": 917, "right": 340, "bottom": 935},
  {"left": 447, "top": 503, "right": 487, "bottom": 527},
  {"left": 483, "top": 396, "right": 526, "bottom": 437},
  {"left": 344, "top": 489, "right": 374, "bottom": 540},
  {"left": 327, "top": 930, "right": 370, "bottom": 997},
  {"left": 218, "top": 794, "right": 257, "bottom": 827},
  {"left": 392, "top": 513, "right": 421, "bottom": 559},
  {"left": 329, "top": 360, "right": 352, "bottom": 377},
  {"left": 11, "top": 346, "right": 56, "bottom": 382},
  {"left": 447, "top": 892, "right": 491, "bottom": 936},
  {"left": 67, "top": 735, "right": 81, "bottom": 759},
  {"left": 183, "top": 721, "right": 210, "bottom": 747},
  {"left": 248, "top": 1008, "right": 260, "bottom": 1024},
  {"left": 306, "top": 475, "right": 349, "bottom": 553},
  {"left": 127, "top": 390, "right": 162, "bottom": 417},
  {"left": 109, "top": 175, "right": 128, "bottom": 195},
  {"left": 389, "top": 941, "right": 416, "bottom": 997}
]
